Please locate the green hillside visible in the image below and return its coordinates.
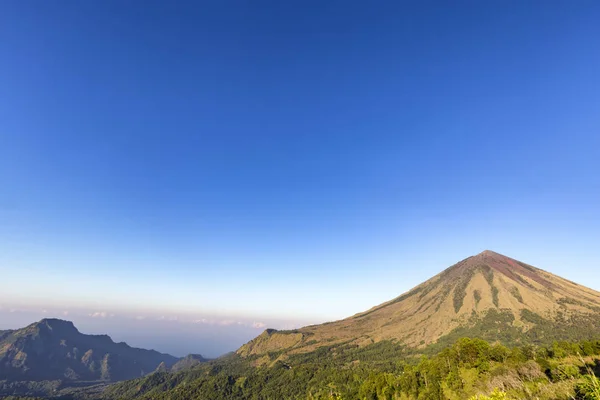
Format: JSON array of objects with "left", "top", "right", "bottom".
[{"left": 102, "top": 337, "right": 600, "bottom": 400}]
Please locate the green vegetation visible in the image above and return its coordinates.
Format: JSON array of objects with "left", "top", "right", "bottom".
[
  {"left": 426, "top": 309, "right": 520, "bottom": 353},
  {"left": 491, "top": 286, "right": 500, "bottom": 307},
  {"left": 452, "top": 269, "right": 475, "bottom": 313},
  {"left": 470, "top": 389, "right": 508, "bottom": 399},
  {"left": 482, "top": 265, "right": 495, "bottom": 287},
  {"left": 474, "top": 290, "right": 482, "bottom": 307},
  {"left": 426, "top": 308, "right": 600, "bottom": 355},
  {"left": 509, "top": 287, "right": 523, "bottom": 303},
  {"left": 101, "top": 337, "right": 600, "bottom": 400},
  {"left": 1, "top": 397, "right": 44, "bottom": 400},
  {"left": 0, "top": 380, "right": 62, "bottom": 398}
]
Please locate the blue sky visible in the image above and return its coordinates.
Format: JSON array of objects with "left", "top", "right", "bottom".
[{"left": 1, "top": 1, "right": 599, "bottom": 355}]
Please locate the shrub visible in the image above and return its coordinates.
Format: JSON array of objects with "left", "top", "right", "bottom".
[
  {"left": 551, "top": 363, "right": 581, "bottom": 381},
  {"left": 517, "top": 360, "right": 546, "bottom": 382},
  {"left": 469, "top": 388, "right": 508, "bottom": 399},
  {"left": 575, "top": 375, "right": 600, "bottom": 400}
]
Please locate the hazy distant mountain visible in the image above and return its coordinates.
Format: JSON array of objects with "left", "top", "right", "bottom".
[
  {"left": 0, "top": 318, "right": 178, "bottom": 383},
  {"left": 170, "top": 354, "right": 209, "bottom": 372},
  {"left": 239, "top": 250, "right": 600, "bottom": 357}
]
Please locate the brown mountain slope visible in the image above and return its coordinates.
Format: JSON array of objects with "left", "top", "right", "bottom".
[{"left": 238, "top": 250, "right": 600, "bottom": 357}]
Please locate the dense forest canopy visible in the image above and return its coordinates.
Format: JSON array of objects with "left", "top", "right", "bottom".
[{"left": 91, "top": 336, "right": 600, "bottom": 400}]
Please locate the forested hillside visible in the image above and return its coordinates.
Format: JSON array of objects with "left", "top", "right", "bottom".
[{"left": 102, "top": 337, "right": 600, "bottom": 400}]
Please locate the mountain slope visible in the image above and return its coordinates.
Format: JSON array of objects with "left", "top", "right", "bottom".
[
  {"left": 238, "top": 250, "right": 600, "bottom": 357},
  {"left": 170, "top": 354, "right": 209, "bottom": 372},
  {"left": 0, "top": 318, "right": 178, "bottom": 382}
]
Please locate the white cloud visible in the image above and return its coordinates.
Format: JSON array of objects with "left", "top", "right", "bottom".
[
  {"left": 63, "top": 311, "right": 69, "bottom": 316},
  {"left": 135, "top": 316, "right": 146, "bottom": 320},
  {"left": 155, "top": 315, "right": 178, "bottom": 321},
  {"left": 187, "top": 317, "right": 272, "bottom": 329},
  {"left": 191, "top": 318, "right": 244, "bottom": 326},
  {"left": 281, "top": 323, "right": 302, "bottom": 330},
  {"left": 89, "top": 311, "right": 108, "bottom": 318}
]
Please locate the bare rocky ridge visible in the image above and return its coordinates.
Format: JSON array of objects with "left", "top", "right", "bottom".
[{"left": 238, "top": 250, "right": 600, "bottom": 357}]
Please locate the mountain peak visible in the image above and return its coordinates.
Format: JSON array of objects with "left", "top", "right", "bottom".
[
  {"left": 469, "top": 249, "right": 514, "bottom": 263},
  {"left": 476, "top": 249, "right": 502, "bottom": 257},
  {"left": 448, "top": 250, "right": 559, "bottom": 292},
  {"left": 39, "top": 318, "right": 76, "bottom": 327},
  {"left": 37, "top": 318, "right": 79, "bottom": 334},
  {"left": 237, "top": 252, "right": 600, "bottom": 357}
]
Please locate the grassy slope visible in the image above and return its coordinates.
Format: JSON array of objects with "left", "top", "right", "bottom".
[{"left": 238, "top": 251, "right": 600, "bottom": 358}]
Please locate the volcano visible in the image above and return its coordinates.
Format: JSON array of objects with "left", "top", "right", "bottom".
[{"left": 238, "top": 250, "right": 600, "bottom": 357}]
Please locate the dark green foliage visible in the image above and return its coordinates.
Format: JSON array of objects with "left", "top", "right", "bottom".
[
  {"left": 479, "top": 265, "right": 500, "bottom": 307},
  {"left": 482, "top": 265, "right": 494, "bottom": 286},
  {"left": 453, "top": 284, "right": 468, "bottom": 313},
  {"left": 101, "top": 336, "right": 600, "bottom": 400},
  {"left": 550, "top": 363, "right": 580, "bottom": 380},
  {"left": 452, "top": 269, "right": 478, "bottom": 313},
  {"left": 427, "top": 309, "right": 520, "bottom": 353},
  {"left": 509, "top": 286, "right": 523, "bottom": 303},
  {"left": 575, "top": 375, "right": 600, "bottom": 400},
  {"left": 491, "top": 286, "right": 500, "bottom": 307},
  {"left": 558, "top": 297, "right": 600, "bottom": 313},
  {"left": 429, "top": 308, "right": 600, "bottom": 357},
  {"left": 520, "top": 309, "right": 600, "bottom": 344},
  {"left": 0, "top": 379, "right": 108, "bottom": 399},
  {"left": 474, "top": 290, "right": 482, "bottom": 306},
  {"left": 0, "top": 380, "right": 62, "bottom": 398},
  {"left": 1, "top": 397, "right": 44, "bottom": 400},
  {"left": 521, "top": 309, "right": 545, "bottom": 324}
]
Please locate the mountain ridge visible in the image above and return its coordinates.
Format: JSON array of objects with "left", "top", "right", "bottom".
[{"left": 0, "top": 318, "right": 179, "bottom": 383}]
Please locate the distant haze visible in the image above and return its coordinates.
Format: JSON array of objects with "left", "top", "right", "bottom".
[{"left": 0, "top": 306, "right": 314, "bottom": 358}]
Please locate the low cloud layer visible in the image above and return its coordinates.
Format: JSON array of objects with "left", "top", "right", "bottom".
[{"left": 0, "top": 302, "right": 318, "bottom": 358}]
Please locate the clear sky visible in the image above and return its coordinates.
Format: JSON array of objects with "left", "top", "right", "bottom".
[{"left": 1, "top": 1, "right": 599, "bottom": 356}]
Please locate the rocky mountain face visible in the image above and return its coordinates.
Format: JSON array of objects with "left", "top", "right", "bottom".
[
  {"left": 238, "top": 250, "right": 600, "bottom": 357},
  {"left": 0, "top": 318, "right": 178, "bottom": 382}
]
